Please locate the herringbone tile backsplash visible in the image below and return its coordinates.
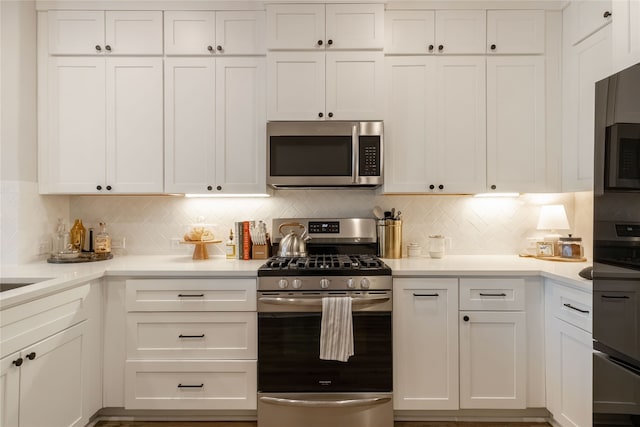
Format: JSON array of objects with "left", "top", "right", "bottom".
[{"left": 1, "top": 181, "right": 593, "bottom": 263}]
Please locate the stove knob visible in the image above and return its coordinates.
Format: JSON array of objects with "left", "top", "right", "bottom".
[
  {"left": 360, "top": 278, "right": 370, "bottom": 289},
  {"left": 292, "top": 279, "right": 302, "bottom": 289},
  {"left": 320, "top": 278, "right": 330, "bottom": 289},
  {"left": 278, "top": 279, "right": 288, "bottom": 289},
  {"left": 346, "top": 278, "right": 355, "bottom": 289}
]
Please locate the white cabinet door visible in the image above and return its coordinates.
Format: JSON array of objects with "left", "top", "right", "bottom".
[
  {"left": 384, "top": 56, "right": 436, "bottom": 192},
  {"left": 104, "top": 11, "right": 163, "bottom": 55},
  {"left": 164, "top": 58, "right": 216, "bottom": 194},
  {"left": 571, "top": 0, "right": 613, "bottom": 45},
  {"left": 19, "top": 322, "right": 87, "bottom": 427},
  {"left": 385, "top": 11, "right": 435, "bottom": 54},
  {"left": 267, "top": 52, "right": 325, "bottom": 120},
  {"left": 435, "top": 10, "right": 486, "bottom": 54},
  {"left": 216, "top": 11, "right": 266, "bottom": 55},
  {"left": 44, "top": 57, "right": 106, "bottom": 194},
  {"left": 215, "top": 58, "right": 266, "bottom": 194},
  {"left": 547, "top": 318, "right": 593, "bottom": 427},
  {"left": 393, "top": 278, "right": 459, "bottom": 410},
  {"left": 325, "top": 4, "right": 384, "bottom": 50},
  {"left": 562, "top": 23, "right": 612, "bottom": 192},
  {"left": 612, "top": 0, "right": 640, "bottom": 72},
  {"left": 106, "top": 58, "right": 163, "bottom": 194},
  {"left": 48, "top": 11, "right": 162, "bottom": 55},
  {"left": 487, "top": 56, "right": 546, "bottom": 193},
  {"left": 326, "top": 52, "right": 383, "bottom": 120},
  {"left": 266, "top": 4, "right": 325, "bottom": 50},
  {"left": 459, "top": 311, "right": 527, "bottom": 409},
  {"left": 0, "top": 352, "right": 20, "bottom": 427},
  {"left": 164, "top": 11, "right": 216, "bottom": 55},
  {"left": 487, "top": 10, "right": 545, "bottom": 54},
  {"left": 435, "top": 57, "right": 486, "bottom": 194}
]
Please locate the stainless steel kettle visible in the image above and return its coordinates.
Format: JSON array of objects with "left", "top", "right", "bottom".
[{"left": 278, "top": 222, "right": 311, "bottom": 257}]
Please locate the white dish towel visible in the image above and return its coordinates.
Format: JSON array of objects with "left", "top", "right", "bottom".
[{"left": 319, "top": 296, "right": 354, "bottom": 362}]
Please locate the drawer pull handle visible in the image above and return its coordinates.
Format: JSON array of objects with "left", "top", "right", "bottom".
[
  {"left": 601, "top": 295, "right": 630, "bottom": 299},
  {"left": 179, "top": 334, "right": 205, "bottom": 339},
  {"left": 178, "top": 383, "right": 204, "bottom": 388},
  {"left": 479, "top": 292, "right": 507, "bottom": 297},
  {"left": 563, "top": 303, "right": 590, "bottom": 314},
  {"left": 178, "top": 294, "right": 205, "bottom": 298},
  {"left": 413, "top": 293, "right": 439, "bottom": 297}
]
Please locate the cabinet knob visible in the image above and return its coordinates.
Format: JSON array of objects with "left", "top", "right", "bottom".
[
  {"left": 96, "top": 185, "right": 102, "bottom": 191},
  {"left": 207, "top": 185, "right": 213, "bottom": 191},
  {"left": 318, "top": 112, "right": 324, "bottom": 118},
  {"left": 207, "top": 45, "right": 214, "bottom": 52},
  {"left": 26, "top": 352, "right": 36, "bottom": 361},
  {"left": 327, "top": 39, "right": 333, "bottom": 46},
  {"left": 428, "top": 44, "right": 434, "bottom": 51},
  {"left": 216, "top": 185, "right": 222, "bottom": 191},
  {"left": 216, "top": 45, "right": 223, "bottom": 51},
  {"left": 603, "top": 11, "right": 612, "bottom": 18},
  {"left": 463, "top": 315, "right": 470, "bottom": 322},
  {"left": 106, "top": 185, "right": 112, "bottom": 191},
  {"left": 105, "top": 45, "right": 111, "bottom": 51},
  {"left": 328, "top": 112, "right": 334, "bottom": 118},
  {"left": 438, "top": 184, "right": 444, "bottom": 190},
  {"left": 429, "top": 184, "right": 435, "bottom": 190},
  {"left": 95, "top": 45, "right": 102, "bottom": 52},
  {"left": 12, "top": 358, "right": 23, "bottom": 367},
  {"left": 438, "top": 45, "right": 444, "bottom": 51},
  {"left": 490, "top": 44, "right": 497, "bottom": 50},
  {"left": 317, "top": 40, "right": 323, "bottom": 46},
  {"left": 491, "top": 184, "right": 497, "bottom": 190}
]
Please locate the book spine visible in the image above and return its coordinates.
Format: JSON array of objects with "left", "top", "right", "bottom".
[
  {"left": 235, "top": 222, "right": 243, "bottom": 259},
  {"left": 242, "top": 221, "right": 251, "bottom": 260}
]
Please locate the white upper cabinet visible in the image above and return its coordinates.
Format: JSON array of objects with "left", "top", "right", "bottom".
[
  {"left": 385, "top": 10, "right": 485, "bottom": 54},
  {"left": 612, "top": 0, "right": 640, "bottom": 73},
  {"left": 487, "top": 56, "right": 546, "bottom": 193},
  {"left": 434, "top": 10, "right": 486, "bottom": 54},
  {"left": 268, "top": 51, "right": 383, "bottom": 121},
  {"left": 569, "top": 0, "right": 613, "bottom": 45},
  {"left": 42, "top": 56, "right": 164, "bottom": 194},
  {"left": 267, "top": 4, "right": 384, "bottom": 50},
  {"left": 164, "top": 11, "right": 265, "bottom": 56},
  {"left": 384, "top": 56, "right": 486, "bottom": 194},
  {"left": 487, "top": 10, "right": 545, "bottom": 54},
  {"left": 48, "top": 10, "right": 163, "bottom": 55}
]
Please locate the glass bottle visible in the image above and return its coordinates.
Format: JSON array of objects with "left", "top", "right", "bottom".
[
  {"left": 94, "top": 222, "right": 111, "bottom": 254},
  {"left": 51, "top": 218, "right": 70, "bottom": 255},
  {"left": 69, "top": 219, "right": 86, "bottom": 252},
  {"left": 226, "top": 229, "right": 236, "bottom": 259}
]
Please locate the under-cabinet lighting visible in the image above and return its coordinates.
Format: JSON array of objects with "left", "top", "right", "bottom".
[
  {"left": 184, "top": 193, "right": 271, "bottom": 198},
  {"left": 473, "top": 192, "right": 520, "bottom": 198}
]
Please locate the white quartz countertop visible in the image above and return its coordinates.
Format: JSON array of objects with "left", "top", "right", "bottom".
[{"left": 1, "top": 254, "right": 591, "bottom": 308}]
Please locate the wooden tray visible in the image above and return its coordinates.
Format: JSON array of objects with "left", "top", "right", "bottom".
[
  {"left": 180, "top": 240, "right": 222, "bottom": 260},
  {"left": 520, "top": 254, "right": 587, "bottom": 262}
]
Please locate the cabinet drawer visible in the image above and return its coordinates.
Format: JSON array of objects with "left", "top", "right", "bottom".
[
  {"left": 0, "top": 284, "right": 90, "bottom": 358},
  {"left": 459, "top": 278, "right": 525, "bottom": 311},
  {"left": 125, "top": 278, "right": 256, "bottom": 312},
  {"left": 126, "top": 312, "right": 257, "bottom": 359},
  {"left": 547, "top": 282, "right": 592, "bottom": 333},
  {"left": 124, "top": 360, "right": 257, "bottom": 410}
]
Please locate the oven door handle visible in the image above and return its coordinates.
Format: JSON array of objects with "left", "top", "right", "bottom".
[
  {"left": 259, "top": 396, "right": 391, "bottom": 408},
  {"left": 258, "top": 296, "right": 390, "bottom": 306}
]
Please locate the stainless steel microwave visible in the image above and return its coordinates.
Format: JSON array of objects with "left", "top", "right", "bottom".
[
  {"left": 267, "top": 121, "right": 383, "bottom": 188},
  {"left": 605, "top": 123, "right": 640, "bottom": 190}
]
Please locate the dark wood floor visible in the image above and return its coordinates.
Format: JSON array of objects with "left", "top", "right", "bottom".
[{"left": 95, "top": 422, "right": 551, "bottom": 427}]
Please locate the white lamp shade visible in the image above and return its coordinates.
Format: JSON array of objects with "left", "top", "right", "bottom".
[{"left": 537, "top": 204, "right": 570, "bottom": 231}]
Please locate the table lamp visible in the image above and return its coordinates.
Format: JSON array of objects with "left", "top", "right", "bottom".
[{"left": 537, "top": 204, "right": 570, "bottom": 255}]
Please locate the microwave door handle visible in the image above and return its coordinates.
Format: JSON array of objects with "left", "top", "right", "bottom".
[{"left": 352, "top": 124, "right": 358, "bottom": 184}]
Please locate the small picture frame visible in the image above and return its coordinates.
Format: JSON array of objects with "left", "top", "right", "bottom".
[{"left": 536, "top": 241, "right": 555, "bottom": 257}]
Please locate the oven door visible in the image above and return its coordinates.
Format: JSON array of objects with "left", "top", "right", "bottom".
[{"left": 257, "top": 293, "right": 392, "bottom": 393}]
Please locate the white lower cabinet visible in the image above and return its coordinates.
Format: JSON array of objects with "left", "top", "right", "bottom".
[
  {"left": 124, "top": 278, "right": 258, "bottom": 410},
  {"left": 545, "top": 280, "right": 593, "bottom": 427},
  {"left": 393, "top": 278, "right": 459, "bottom": 410}
]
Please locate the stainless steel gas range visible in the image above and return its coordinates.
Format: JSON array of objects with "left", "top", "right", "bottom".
[{"left": 256, "top": 218, "right": 393, "bottom": 427}]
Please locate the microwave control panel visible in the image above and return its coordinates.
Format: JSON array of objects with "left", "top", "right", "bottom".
[{"left": 359, "top": 136, "right": 381, "bottom": 176}]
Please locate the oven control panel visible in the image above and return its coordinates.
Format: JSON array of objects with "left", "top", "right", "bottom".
[{"left": 308, "top": 221, "right": 339, "bottom": 234}]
